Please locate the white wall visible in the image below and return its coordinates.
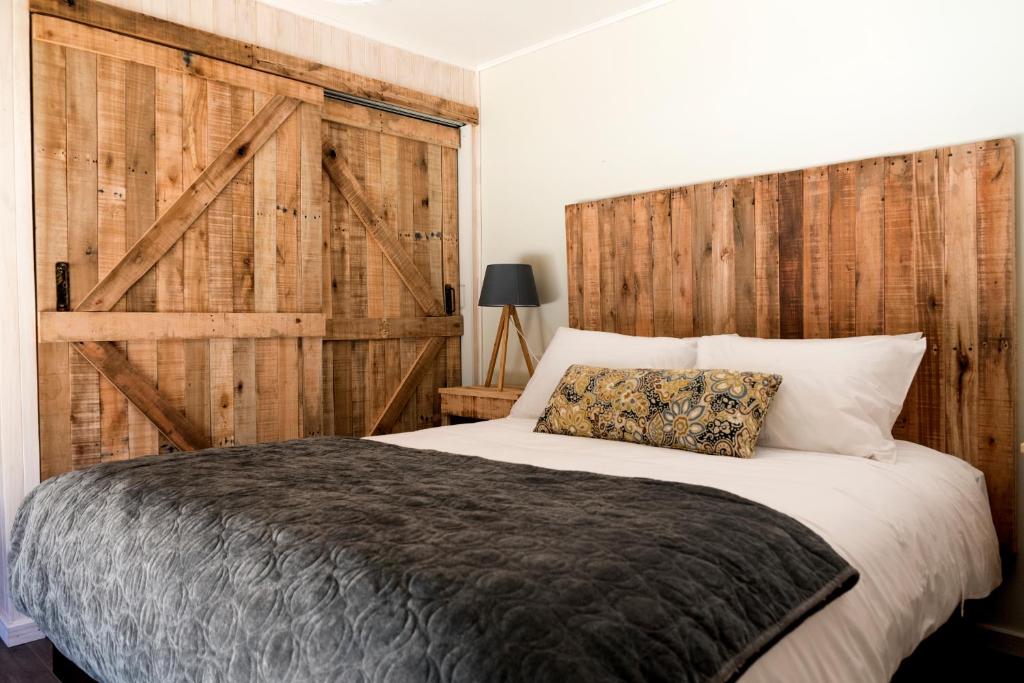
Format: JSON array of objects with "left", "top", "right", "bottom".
[
  {"left": 478, "top": 0, "right": 1024, "bottom": 633},
  {"left": 479, "top": 0, "right": 1024, "bottom": 378}
]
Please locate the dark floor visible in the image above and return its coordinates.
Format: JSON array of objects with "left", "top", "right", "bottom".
[
  {"left": 0, "top": 638, "right": 55, "bottom": 683},
  {"left": 891, "top": 617, "right": 1024, "bottom": 682},
  {"left": 2, "top": 628, "right": 1023, "bottom": 682}
]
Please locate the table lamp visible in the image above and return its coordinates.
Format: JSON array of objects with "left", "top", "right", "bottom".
[{"left": 479, "top": 264, "right": 539, "bottom": 390}]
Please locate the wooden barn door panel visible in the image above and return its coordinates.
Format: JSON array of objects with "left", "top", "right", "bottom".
[
  {"left": 32, "top": 18, "right": 324, "bottom": 478},
  {"left": 321, "top": 101, "right": 461, "bottom": 437}
]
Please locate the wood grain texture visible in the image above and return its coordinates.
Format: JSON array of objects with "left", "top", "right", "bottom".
[
  {"left": 73, "top": 341, "right": 210, "bottom": 451},
  {"left": 976, "top": 139, "right": 1016, "bottom": 539},
  {"left": 32, "top": 15, "right": 322, "bottom": 104},
  {"left": 76, "top": 95, "right": 300, "bottom": 311},
  {"left": 33, "top": 26, "right": 463, "bottom": 471},
  {"left": 564, "top": 138, "right": 1016, "bottom": 545},
  {"left": 32, "top": 32, "right": 339, "bottom": 473},
  {"left": 439, "top": 386, "right": 522, "bottom": 424},
  {"left": 441, "top": 146, "right": 462, "bottom": 389},
  {"left": 97, "top": 55, "right": 130, "bottom": 460},
  {"left": 368, "top": 336, "right": 444, "bottom": 435},
  {"left": 325, "top": 316, "right": 462, "bottom": 341},
  {"left": 39, "top": 312, "right": 326, "bottom": 342},
  {"left": 321, "top": 142, "right": 445, "bottom": 317},
  {"left": 29, "top": 0, "right": 477, "bottom": 123}
]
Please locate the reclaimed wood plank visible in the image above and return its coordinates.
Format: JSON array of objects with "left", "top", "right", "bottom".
[
  {"left": 883, "top": 154, "right": 918, "bottom": 439},
  {"left": 441, "top": 145, "right": 462, "bottom": 387},
  {"left": 33, "top": 40, "right": 67, "bottom": 314},
  {"left": 299, "top": 102, "right": 323, "bottom": 315},
  {"left": 777, "top": 171, "right": 804, "bottom": 338},
  {"left": 631, "top": 194, "right": 655, "bottom": 337},
  {"left": 913, "top": 147, "right": 946, "bottom": 453},
  {"left": 231, "top": 87, "right": 255, "bottom": 313},
  {"left": 276, "top": 106, "right": 301, "bottom": 313},
  {"left": 65, "top": 48, "right": 102, "bottom": 470},
  {"left": 754, "top": 175, "right": 780, "bottom": 338},
  {"left": 649, "top": 191, "right": 673, "bottom": 337},
  {"left": 856, "top": 157, "right": 885, "bottom": 336},
  {"left": 321, "top": 342, "right": 335, "bottom": 435},
  {"left": 252, "top": 92, "right": 277, "bottom": 314},
  {"left": 209, "top": 337, "right": 234, "bottom": 447},
  {"left": 942, "top": 143, "right": 978, "bottom": 466},
  {"left": 301, "top": 337, "right": 323, "bottom": 437},
  {"left": 278, "top": 338, "right": 300, "bottom": 439},
  {"left": 802, "top": 166, "right": 830, "bottom": 338},
  {"left": 39, "top": 312, "right": 325, "bottom": 342},
  {"left": 206, "top": 80, "right": 234, "bottom": 314},
  {"left": 691, "top": 183, "right": 714, "bottom": 336},
  {"left": 97, "top": 56, "right": 129, "bottom": 461},
  {"left": 37, "top": 344, "right": 71, "bottom": 478},
  {"left": 597, "top": 201, "right": 617, "bottom": 332},
  {"left": 232, "top": 338, "right": 257, "bottom": 445},
  {"left": 613, "top": 196, "right": 635, "bottom": 335},
  {"left": 975, "top": 138, "right": 1016, "bottom": 546},
  {"left": 255, "top": 338, "right": 279, "bottom": 442},
  {"left": 153, "top": 68, "right": 184, "bottom": 454},
  {"left": 732, "top": 177, "right": 756, "bottom": 336},
  {"left": 578, "top": 203, "right": 600, "bottom": 330},
  {"left": 182, "top": 76, "right": 209, "bottom": 315},
  {"left": 125, "top": 62, "right": 157, "bottom": 310},
  {"left": 828, "top": 163, "right": 857, "bottom": 338},
  {"left": 386, "top": 134, "right": 409, "bottom": 430},
  {"left": 669, "top": 188, "right": 694, "bottom": 337},
  {"left": 711, "top": 181, "right": 736, "bottom": 335},
  {"left": 123, "top": 60, "right": 160, "bottom": 457}
]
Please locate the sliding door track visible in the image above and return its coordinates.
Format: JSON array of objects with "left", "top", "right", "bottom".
[{"left": 325, "top": 90, "right": 464, "bottom": 128}]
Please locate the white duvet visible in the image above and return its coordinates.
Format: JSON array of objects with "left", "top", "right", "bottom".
[{"left": 372, "top": 417, "right": 1001, "bottom": 683}]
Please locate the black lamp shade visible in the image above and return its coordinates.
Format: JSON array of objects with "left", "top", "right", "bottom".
[{"left": 478, "top": 264, "right": 539, "bottom": 307}]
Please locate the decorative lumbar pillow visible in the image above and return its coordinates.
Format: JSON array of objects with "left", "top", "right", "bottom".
[
  {"left": 534, "top": 365, "right": 783, "bottom": 458},
  {"left": 696, "top": 334, "right": 927, "bottom": 459},
  {"left": 509, "top": 327, "right": 700, "bottom": 419}
]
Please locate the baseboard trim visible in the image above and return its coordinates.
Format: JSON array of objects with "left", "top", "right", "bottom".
[{"left": 0, "top": 613, "right": 45, "bottom": 647}]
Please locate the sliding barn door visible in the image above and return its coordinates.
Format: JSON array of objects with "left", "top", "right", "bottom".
[
  {"left": 32, "top": 16, "right": 326, "bottom": 478},
  {"left": 320, "top": 99, "right": 462, "bottom": 436}
]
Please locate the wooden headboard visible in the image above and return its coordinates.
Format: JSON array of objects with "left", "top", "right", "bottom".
[{"left": 564, "top": 138, "right": 1017, "bottom": 546}]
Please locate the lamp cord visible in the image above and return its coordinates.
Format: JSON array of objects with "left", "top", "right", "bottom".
[{"left": 508, "top": 313, "right": 542, "bottom": 364}]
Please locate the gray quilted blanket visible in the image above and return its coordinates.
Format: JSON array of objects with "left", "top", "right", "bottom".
[{"left": 10, "top": 437, "right": 857, "bottom": 683}]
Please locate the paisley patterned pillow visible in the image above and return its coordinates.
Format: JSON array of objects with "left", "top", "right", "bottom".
[{"left": 534, "top": 365, "right": 783, "bottom": 458}]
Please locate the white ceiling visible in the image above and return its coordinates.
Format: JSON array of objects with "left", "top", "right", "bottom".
[{"left": 258, "top": 0, "right": 671, "bottom": 70}]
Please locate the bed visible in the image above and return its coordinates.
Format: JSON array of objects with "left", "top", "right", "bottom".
[
  {"left": 9, "top": 417, "right": 1002, "bottom": 682},
  {"left": 375, "top": 417, "right": 1002, "bottom": 682}
]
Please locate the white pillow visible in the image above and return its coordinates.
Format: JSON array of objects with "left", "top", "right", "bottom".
[
  {"left": 510, "top": 327, "right": 699, "bottom": 419},
  {"left": 696, "top": 334, "right": 927, "bottom": 459}
]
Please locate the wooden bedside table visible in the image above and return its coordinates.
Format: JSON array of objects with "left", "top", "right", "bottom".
[{"left": 439, "top": 386, "right": 523, "bottom": 425}]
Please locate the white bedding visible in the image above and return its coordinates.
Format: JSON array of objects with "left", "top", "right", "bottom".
[{"left": 372, "top": 417, "right": 1001, "bottom": 683}]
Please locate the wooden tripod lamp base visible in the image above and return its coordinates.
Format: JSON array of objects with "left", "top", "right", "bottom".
[{"left": 484, "top": 304, "right": 535, "bottom": 391}]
